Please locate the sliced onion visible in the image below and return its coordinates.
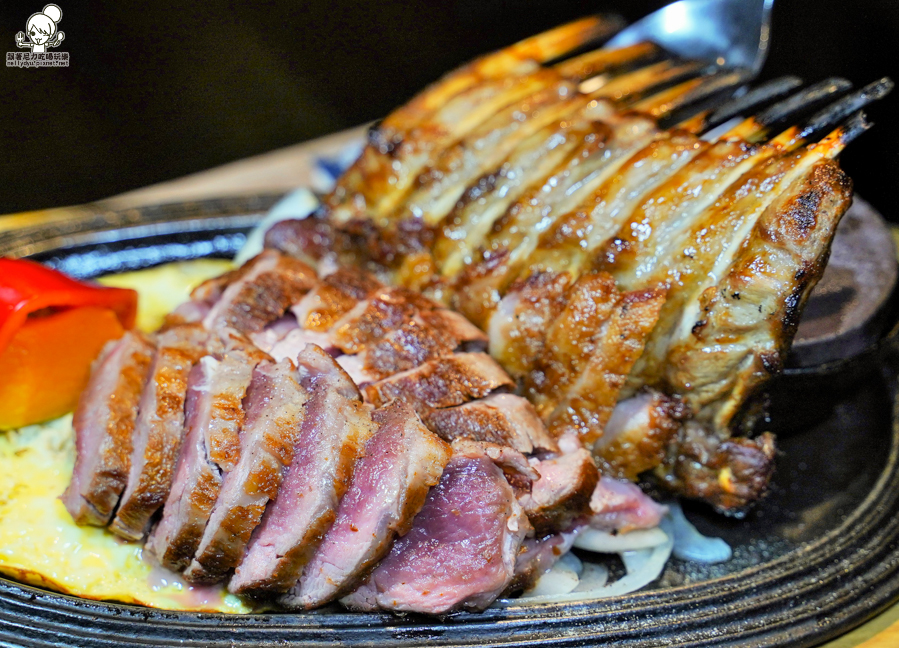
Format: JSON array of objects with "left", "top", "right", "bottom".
[
  {"left": 234, "top": 189, "right": 319, "bottom": 265},
  {"left": 573, "top": 526, "right": 669, "bottom": 553},
  {"left": 508, "top": 526, "right": 673, "bottom": 605},
  {"left": 572, "top": 563, "right": 609, "bottom": 592},
  {"left": 520, "top": 555, "right": 580, "bottom": 598},
  {"left": 668, "top": 501, "right": 733, "bottom": 564}
]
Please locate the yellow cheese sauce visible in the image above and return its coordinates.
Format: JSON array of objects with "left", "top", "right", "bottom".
[{"left": 0, "top": 259, "right": 253, "bottom": 613}]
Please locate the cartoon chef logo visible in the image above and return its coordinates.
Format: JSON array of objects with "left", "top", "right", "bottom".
[{"left": 15, "top": 4, "right": 65, "bottom": 53}]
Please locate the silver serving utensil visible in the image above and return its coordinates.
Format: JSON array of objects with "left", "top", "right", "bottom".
[{"left": 606, "top": 0, "right": 774, "bottom": 75}]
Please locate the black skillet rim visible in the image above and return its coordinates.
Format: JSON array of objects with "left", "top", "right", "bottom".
[{"left": 1, "top": 195, "right": 898, "bottom": 648}]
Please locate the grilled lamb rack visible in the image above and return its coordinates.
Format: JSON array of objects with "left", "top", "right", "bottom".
[{"left": 265, "top": 18, "right": 891, "bottom": 513}]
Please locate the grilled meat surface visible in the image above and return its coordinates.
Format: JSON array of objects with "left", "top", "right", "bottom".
[{"left": 64, "top": 15, "right": 886, "bottom": 614}]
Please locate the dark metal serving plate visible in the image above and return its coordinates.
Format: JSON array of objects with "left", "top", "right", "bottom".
[{"left": 2, "top": 196, "right": 899, "bottom": 648}]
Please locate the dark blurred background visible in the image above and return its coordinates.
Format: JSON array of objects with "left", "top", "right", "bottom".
[{"left": 0, "top": 0, "right": 896, "bottom": 218}]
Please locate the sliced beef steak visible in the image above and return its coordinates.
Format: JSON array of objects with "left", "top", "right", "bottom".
[
  {"left": 342, "top": 441, "right": 530, "bottom": 614},
  {"left": 329, "top": 286, "right": 437, "bottom": 354},
  {"left": 202, "top": 250, "right": 317, "bottom": 333},
  {"left": 358, "top": 309, "right": 488, "bottom": 380},
  {"left": 62, "top": 331, "right": 155, "bottom": 526},
  {"left": 589, "top": 476, "right": 668, "bottom": 533},
  {"left": 283, "top": 400, "right": 451, "bottom": 609},
  {"left": 519, "top": 449, "right": 599, "bottom": 534},
  {"left": 423, "top": 393, "right": 557, "bottom": 454},
  {"left": 146, "top": 331, "right": 268, "bottom": 571},
  {"left": 110, "top": 324, "right": 207, "bottom": 541},
  {"left": 184, "top": 359, "right": 308, "bottom": 583},
  {"left": 229, "top": 346, "right": 375, "bottom": 595},
  {"left": 291, "top": 266, "right": 382, "bottom": 331},
  {"left": 362, "top": 352, "right": 514, "bottom": 413}
]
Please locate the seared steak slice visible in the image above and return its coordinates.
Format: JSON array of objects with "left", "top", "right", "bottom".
[
  {"left": 362, "top": 352, "right": 514, "bottom": 413},
  {"left": 62, "top": 331, "right": 154, "bottom": 526},
  {"left": 184, "top": 359, "right": 308, "bottom": 583},
  {"left": 330, "top": 286, "right": 437, "bottom": 354},
  {"left": 360, "top": 310, "right": 488, "bottom": 380},
  {"left": 423, "top": 393, "right": 557, "bottom": 454},
  {"left": 229, "top": 346, "right": 374, "bottom": 595},
  {"left": 146, "top": 331, "right": 268, "bottom": 571},
  {"left": 109, "top": 324, "right": 207, "bottom": 541},
  {"left": 518, "top": 449, "right": 599, "bottom": 534},
  {"left": 202, "top": 250, "right": 317, "bottom": 333},
  {"left": 342, "top": 441, "right": 530, "bottom": 614},
  {"left": 283, "top": 401, "right": 451, "bottom": 609},
  {"left": 589, "top": 476, "right": 668, "bottom": 533},
  {"left": 291, "top": 266, "right": 382, "bottom": 331}
]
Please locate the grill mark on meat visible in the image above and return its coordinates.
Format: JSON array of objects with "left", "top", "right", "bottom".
[
  {"left": 62, "top": 331, "right": 154, "bottom": 526},
  {"left": 284, "top": 400, "right": 451, "bottom": 609},
  {"left": 202, "top": 250, "right": 317, "bottom": 334},
  {"left": 525, "top": 271, "right": 619, "bottom": 416},
  {"left": 362, "top": 352, "right": 514, "bottom": 414},
  {"left": 423, "top": 392, "right": 558, "bottom": 454},
  {"left": 229, "top": 346, "right": 374, "bottom": 596},
  {"left": 330, "top": 286, "right": 438, "bottom": 354},
  {"left": 488, "top": 271, "right": 573, "bottom": 381},
  {"left": 146, "top": 331, "right": 267, "bottom": 570},
  {"left": 291, "top": 267, "right": 383, "bottom": 332},
  {"left": 432, "top": 118, "right": 592, "bottom": 278},
  {"left": 109, "top": 324, "right": 207, "bottom": 541},
  {"left": 358, "top": 309, "right": 487, "bottom": 380},
  {"left": 520, "top": 131, "right": 707, "bottom": 280},
  {"left": 184, "top": 359, "right": 308, "bottom": 583},
  {"left": 342, "top": 443, "right": 530, "bottom": 614}
]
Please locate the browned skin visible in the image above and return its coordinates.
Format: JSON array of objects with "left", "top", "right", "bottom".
[
  {"left": 544, "top": 286, "right": 667, "bottom": 446},
  {"left": 654, "top": 423, "right": 776, "bottom": 513},
  {"left": 109, "top": 325, "right": 208, "bottom": 541},
  {"left": 487, "top": 271, "right": 573, "bottom": 381},
  {"left": 665, "top": 159, "right": 853, "bottom": 430},
  {"left": 362, "top": 352, "right": 515, "bottom": 414},
  {"left": 519, "top": 449, "right": 599, "bottom": 534},
  {"left": 298, "top": 267, "right": 383, "bottom": 331},
  {"left": 211, "top": 256, "right": 317, "bottom": 333},
  {"left": 525, "top": 271, "right": 619, "bottom": 417},
  {"left": 64, "top": 331, "right": 155, "bottom": 525}
]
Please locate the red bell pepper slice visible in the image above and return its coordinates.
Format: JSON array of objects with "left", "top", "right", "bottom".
[{"left": 0, "top": 258, "right": 138, "bottom": 356}]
